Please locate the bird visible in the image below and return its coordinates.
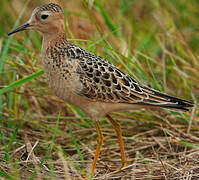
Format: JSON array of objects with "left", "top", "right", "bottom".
[{"left": 8, "top": 3, "right": 194, "bottom": 176}]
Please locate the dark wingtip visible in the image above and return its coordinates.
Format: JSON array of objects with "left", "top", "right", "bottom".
[
  {"left": 160, "top": 104, "right": 192, "bottom": 112},
  {"left": 141, "top": 85, "right": 194, "bottom": 111}
]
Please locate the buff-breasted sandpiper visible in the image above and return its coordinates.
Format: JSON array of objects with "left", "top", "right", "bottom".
[{"left": 8, "top": 3, "right": 194, "bottom": 176}]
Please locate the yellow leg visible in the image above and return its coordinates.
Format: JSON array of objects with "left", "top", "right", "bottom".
[
  {"left": 90, "top": 121, "right": 104, "bottom": 176},
  {"left": 106, "top": 115, "right": 127, "bottom": 168}
]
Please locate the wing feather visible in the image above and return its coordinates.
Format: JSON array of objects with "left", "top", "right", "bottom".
[{"left": 64, "top": 43, "right": 193, "bottom": 111}]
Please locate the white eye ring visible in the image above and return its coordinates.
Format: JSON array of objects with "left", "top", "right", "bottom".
[{"left": 40, "top": 12, "right": 51, "bottom": 21}]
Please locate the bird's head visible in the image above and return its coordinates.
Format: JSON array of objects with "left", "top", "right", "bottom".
[{"left": 8, "top": 3, "right": 65, "bottom": 36}]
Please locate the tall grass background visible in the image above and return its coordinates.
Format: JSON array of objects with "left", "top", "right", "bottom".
[{"left": 0, "top": 0, "right": 199, "bottom": 179}]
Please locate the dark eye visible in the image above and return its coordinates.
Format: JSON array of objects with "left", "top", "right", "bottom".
[{"left": 41, "top": 14, "right": 49, "bottom": 20}]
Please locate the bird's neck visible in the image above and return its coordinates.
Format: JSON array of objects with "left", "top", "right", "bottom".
[{"left": 42, "top": 31, "right": 67, "bottom": 52}]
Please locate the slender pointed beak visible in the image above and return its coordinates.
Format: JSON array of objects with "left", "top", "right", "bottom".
[{"left": 8, "top": 23, "right": 30, "bottom": 36}]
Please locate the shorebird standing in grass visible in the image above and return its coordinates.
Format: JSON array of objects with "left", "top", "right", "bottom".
[{"left": 8, "top": 3, "right": 194, "bottom": 176}]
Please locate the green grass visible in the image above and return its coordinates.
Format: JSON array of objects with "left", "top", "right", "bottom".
[{"left": 0, "top": 0, "right": 198, "bottom": 179}]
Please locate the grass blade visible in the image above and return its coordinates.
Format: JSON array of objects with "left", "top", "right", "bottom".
[
  {"left": 0, "top": 170, "right": 12, "bottom": 179},
  {"left": 0, "top": 0, "right": 30, "bottom": 72},
  {"left": 29, "top": 112, "right": 61, "bottom": 180},
  {"left": 68, "top": 123, "right": 84, "bottom": 162},
  {"left": 0, "top": 0, "right": 30, "bottom": 122},
  {"left": 0, "top": 70, "right": 44, "bottom": 95},
  {"left": 4, "top": 112, "right": 26, "bottom": 161},
  {"left": 95, "top": 0, "right": 118, "bottom": 36}
]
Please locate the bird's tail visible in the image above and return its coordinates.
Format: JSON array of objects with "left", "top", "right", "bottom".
[{"left": 138, "top": 86, "right": 194, "bottom": 112}]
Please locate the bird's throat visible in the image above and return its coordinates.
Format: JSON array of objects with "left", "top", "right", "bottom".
[{"left": 42, "top": 32, "right": 67, "bottom": 52}]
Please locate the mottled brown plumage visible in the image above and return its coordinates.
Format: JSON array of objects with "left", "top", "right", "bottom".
[{"left": 8, "top": 3, "right": 194, "bottom": 176}]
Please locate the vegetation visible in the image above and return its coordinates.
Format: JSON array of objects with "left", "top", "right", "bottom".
[{"left": 0, "top": 0, "right": 199, "bottom": 179}]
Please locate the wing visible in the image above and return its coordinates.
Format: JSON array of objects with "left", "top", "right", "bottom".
[
  {"left": 65, "top": 43, "right": 194, "bottom": 111},
  {"left": 65, "top": 43, "right": 148, "bottom": 103}
]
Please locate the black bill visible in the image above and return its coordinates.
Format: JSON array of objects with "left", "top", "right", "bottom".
[{"left": 8, "top": 23, "right": 30, "bottom": 36}]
